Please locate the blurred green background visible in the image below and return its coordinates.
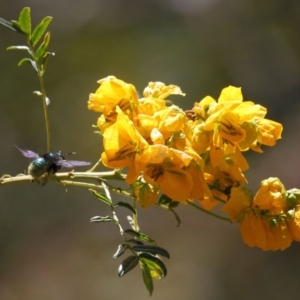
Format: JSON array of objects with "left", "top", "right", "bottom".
[{"left": 1, "top": 0, "right": 300, "bottom": 299}]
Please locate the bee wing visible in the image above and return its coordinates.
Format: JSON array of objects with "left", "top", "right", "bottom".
[
  {"left": 15, "top": 145, "right": 39, "bottom": 158},
  {"left": 58, "top": 160, "right": 91, "bottom": 168}
]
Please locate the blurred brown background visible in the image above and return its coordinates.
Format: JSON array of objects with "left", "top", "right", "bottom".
[{"left": 1, "top": 0, "right": 300, "bottom": 299}]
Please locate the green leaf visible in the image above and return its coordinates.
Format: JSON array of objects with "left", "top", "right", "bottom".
[
  {"left": 169, "top": 201, "right": 180, "bottom": 208},
  {"left": 18, "top": 58, "right": 38, "bottom": 72},
  {"left": 124, "top": 229, "right": 156, "bottom": 245},
  {"left": 39, "top": 51, "right": 55, "bottom": 75},
  {"left": 11, "top": 20, "right": 23, "bottom": 33},
  {"left": 18, "top": 7, "right": 31, "bottom": 35},
  {"left": 30, "top": 16, "right": 52, "bottom": 47},
  {"left": 113, "top": 244, "right": 128, "bottom": 259},
  {"left": 35, "top": 32, "right": 50, "bottom": 60},
  {"left": 127, "top": 239, "right": 144, "bottom": 245},
  {"left": 158, "top": 194, "right": 173, "bottom": 205},
  {"left": 89, "top": 189, "right": 112, "bottom": 206},
  {"left": 133, "top": 245, "right": 170, "bottom": 259},
  {"left": 118, "top": 255, "right": 139, "bottom": 277},
  {"left": 90, "top": 216, "right": 113, "bottom": 223},
  {"left": 139, "top": 253, "right": 167, "bottom": 279},
  {"left": 114, "top": 201, "right": 136, "bottom": 215},
  {"left": 141, "top": 262, "right": 154, "bottom": 296},
  {"left": 0, "top": 17, "right": 23, "bottom": 33}
]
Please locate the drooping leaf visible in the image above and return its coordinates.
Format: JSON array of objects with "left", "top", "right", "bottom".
[
  {"left": 6, "top": 46, "right": 32, "bottom": 56},
  {"left": 139, "top": 253, "right": 167, "bottom": 279},
  {"left": 30, "top": 16, "right": 52, "bottom": 47},
  {"left": 18, "top": 7, "right": 31, "bottom": 35},
  {"left": 35, "top": 32, "right": 50, "bottom": 60},
  {"left": 141, "top": 262, "right": 154, "bottom": 296},
  {"left": 18, "top": 58, "right": 38, "bottom": 72},
  {"left": 114, "top": 201, "right": 136, "bottom": 214},
  {"left": 113, "top": 244, "right": 128, "bottom": 259},
  {"left": 90, "top": 216, "right": 113, "bottom": 223},
  {"left": 118, "top": 255, "right": 139, "bottom": 277},
  {"left": 89, "top": 189, "right": 112, "bottom": 206},
  {"left": 168, "top": 207, "right": 181, "bottom": 227},
  {"left": 124, "top": 229, "right": 156, "bottom": 245},
  {"left": 132, "top": 245, "right": 170, "bottom": 259}
]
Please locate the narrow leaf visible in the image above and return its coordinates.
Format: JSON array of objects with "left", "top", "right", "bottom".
[
  {"left": 113, "top": 244, "right": 128, "bottom": 259},
  {"left": 18, "top": 58, "right": 38, "bottom": 72},
  {"left": 30, "top": 16, "right": 52, "bottom": 46},
  {"left": 89, "top": 189, "right": 112, "bottom": 206},
  {"left": 7, "top": 45, "right": 29, "bottom": 51},
  {"left": 141, "top": 263, "right": 154, "bottom": 296},
  {"left": 45, "top": 97, "right": 50, "bottom": 106},
  {"left": 35, "top": 32, "right": 50, "bottom": 60},
  {"left": 118, "top": 255, "right": 139, "bottom": 277},
  {"left": 124, "top": 229, "right": 156, "bottom": 245},
  {"left": 133, "top": 245, "right": 170, "bottom": 259},
  {"left": 39, "top": 51, "right": 55, "bottom": 73},
  {"left": 139, "top": 253, "right": 167, "bottom": 279},
  {"left": 6, "top": 46, "right": 32, "bottom": 56},
  {"left": 114, "top": 201, "right": 136, "bottom": 215},
  {"left": 18, "top": 7, "right": 31, "bottom": 35},
  {"left": 0, "top": 17, "right": 23, "bottom": 33},
  {"left": 90, "top": 216, "right": 113, "bottom": 223}
]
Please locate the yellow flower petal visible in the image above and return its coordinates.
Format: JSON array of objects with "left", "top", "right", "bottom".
[{"left": 218, "top": 86, "right": 243, "bottom": 103}]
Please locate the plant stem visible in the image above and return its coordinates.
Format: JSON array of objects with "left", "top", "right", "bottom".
[
  {"left": 38, "top": 74, "right": 51, "bottom": 152},
  {"left": 27, "top": 39, "right": 51, "bottom": 152},
  {"left": 187, "top": 200, "right": 231, "bottom": 223}
]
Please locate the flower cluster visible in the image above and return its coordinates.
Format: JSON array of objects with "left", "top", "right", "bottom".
[
  {"left": 88, "top": 76, "right": 300, "bottom": 251},
  {"left": 223, "top": 180, "right": 300, "bottom": 250}
]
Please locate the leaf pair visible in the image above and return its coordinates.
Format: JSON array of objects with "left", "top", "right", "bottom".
[
  {"left": 1, "top": 7, "right": 54, "bottom": 76},
  {"left": 117, "top": 244, "right": 170, "bottom": 296}
]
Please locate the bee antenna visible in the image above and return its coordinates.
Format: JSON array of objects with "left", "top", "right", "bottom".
[{"left": 65, "top": 151, "right": 76, "bottom": 156}]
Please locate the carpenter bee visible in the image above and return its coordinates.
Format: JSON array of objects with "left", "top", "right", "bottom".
[{"left": 16, "top": 146, "right": 91, "bottom": 185}]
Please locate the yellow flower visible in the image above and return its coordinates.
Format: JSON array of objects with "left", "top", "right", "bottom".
[
  {"left": 253, "top": 177, "right": 286, "bottom": 214},
  {"left": 186, "top": 121, "right": 211, "bottom": 155},
  {"left": 252, "top": 119, "right": 283, "bottom": 151},
  {"left": 185, "top": 161, "right": 216, "bottom": 210},
  {"left": 192, "top": 86, "right": 283, "bottom": 160},
  {"left": 142, "top": 147, "right": 193, "bottom": 202},
  {"left": 101, "top": 109, "right": 148, "bottom": 183},
  {"left": 138, "top": 97, "right": 166, "bottom": 116},
  {"left": 143, "top": 82, "right": 185, "bottom": 100},
  {"left": 133, "top": 182, "right": 160, "bottom": 209},
  {"left": 154, "top": 106, "right": 187, "bottom": 140},
  {"left": 288, "top": 206, "right": 300, "bottom": 242},
  {"left": 88, "top": 76, "right": 138, "bottom": 120},
  {"left": 240, "top": 210, "right": 292, "bottom": 251},
  {"left": 222, "top": 186, "right": 253, "bottom": 222},
  {"left": 208, "top": 146, "right": 248, "bottom": 184}
]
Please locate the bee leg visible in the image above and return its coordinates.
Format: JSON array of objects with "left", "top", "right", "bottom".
[{"left": 40, "top": 172, "right": 50, "bottom": 186}]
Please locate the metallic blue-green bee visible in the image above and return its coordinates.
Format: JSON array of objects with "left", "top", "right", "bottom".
[{"left": 16, "top": 146, "right": 91, "bottom": 185}]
